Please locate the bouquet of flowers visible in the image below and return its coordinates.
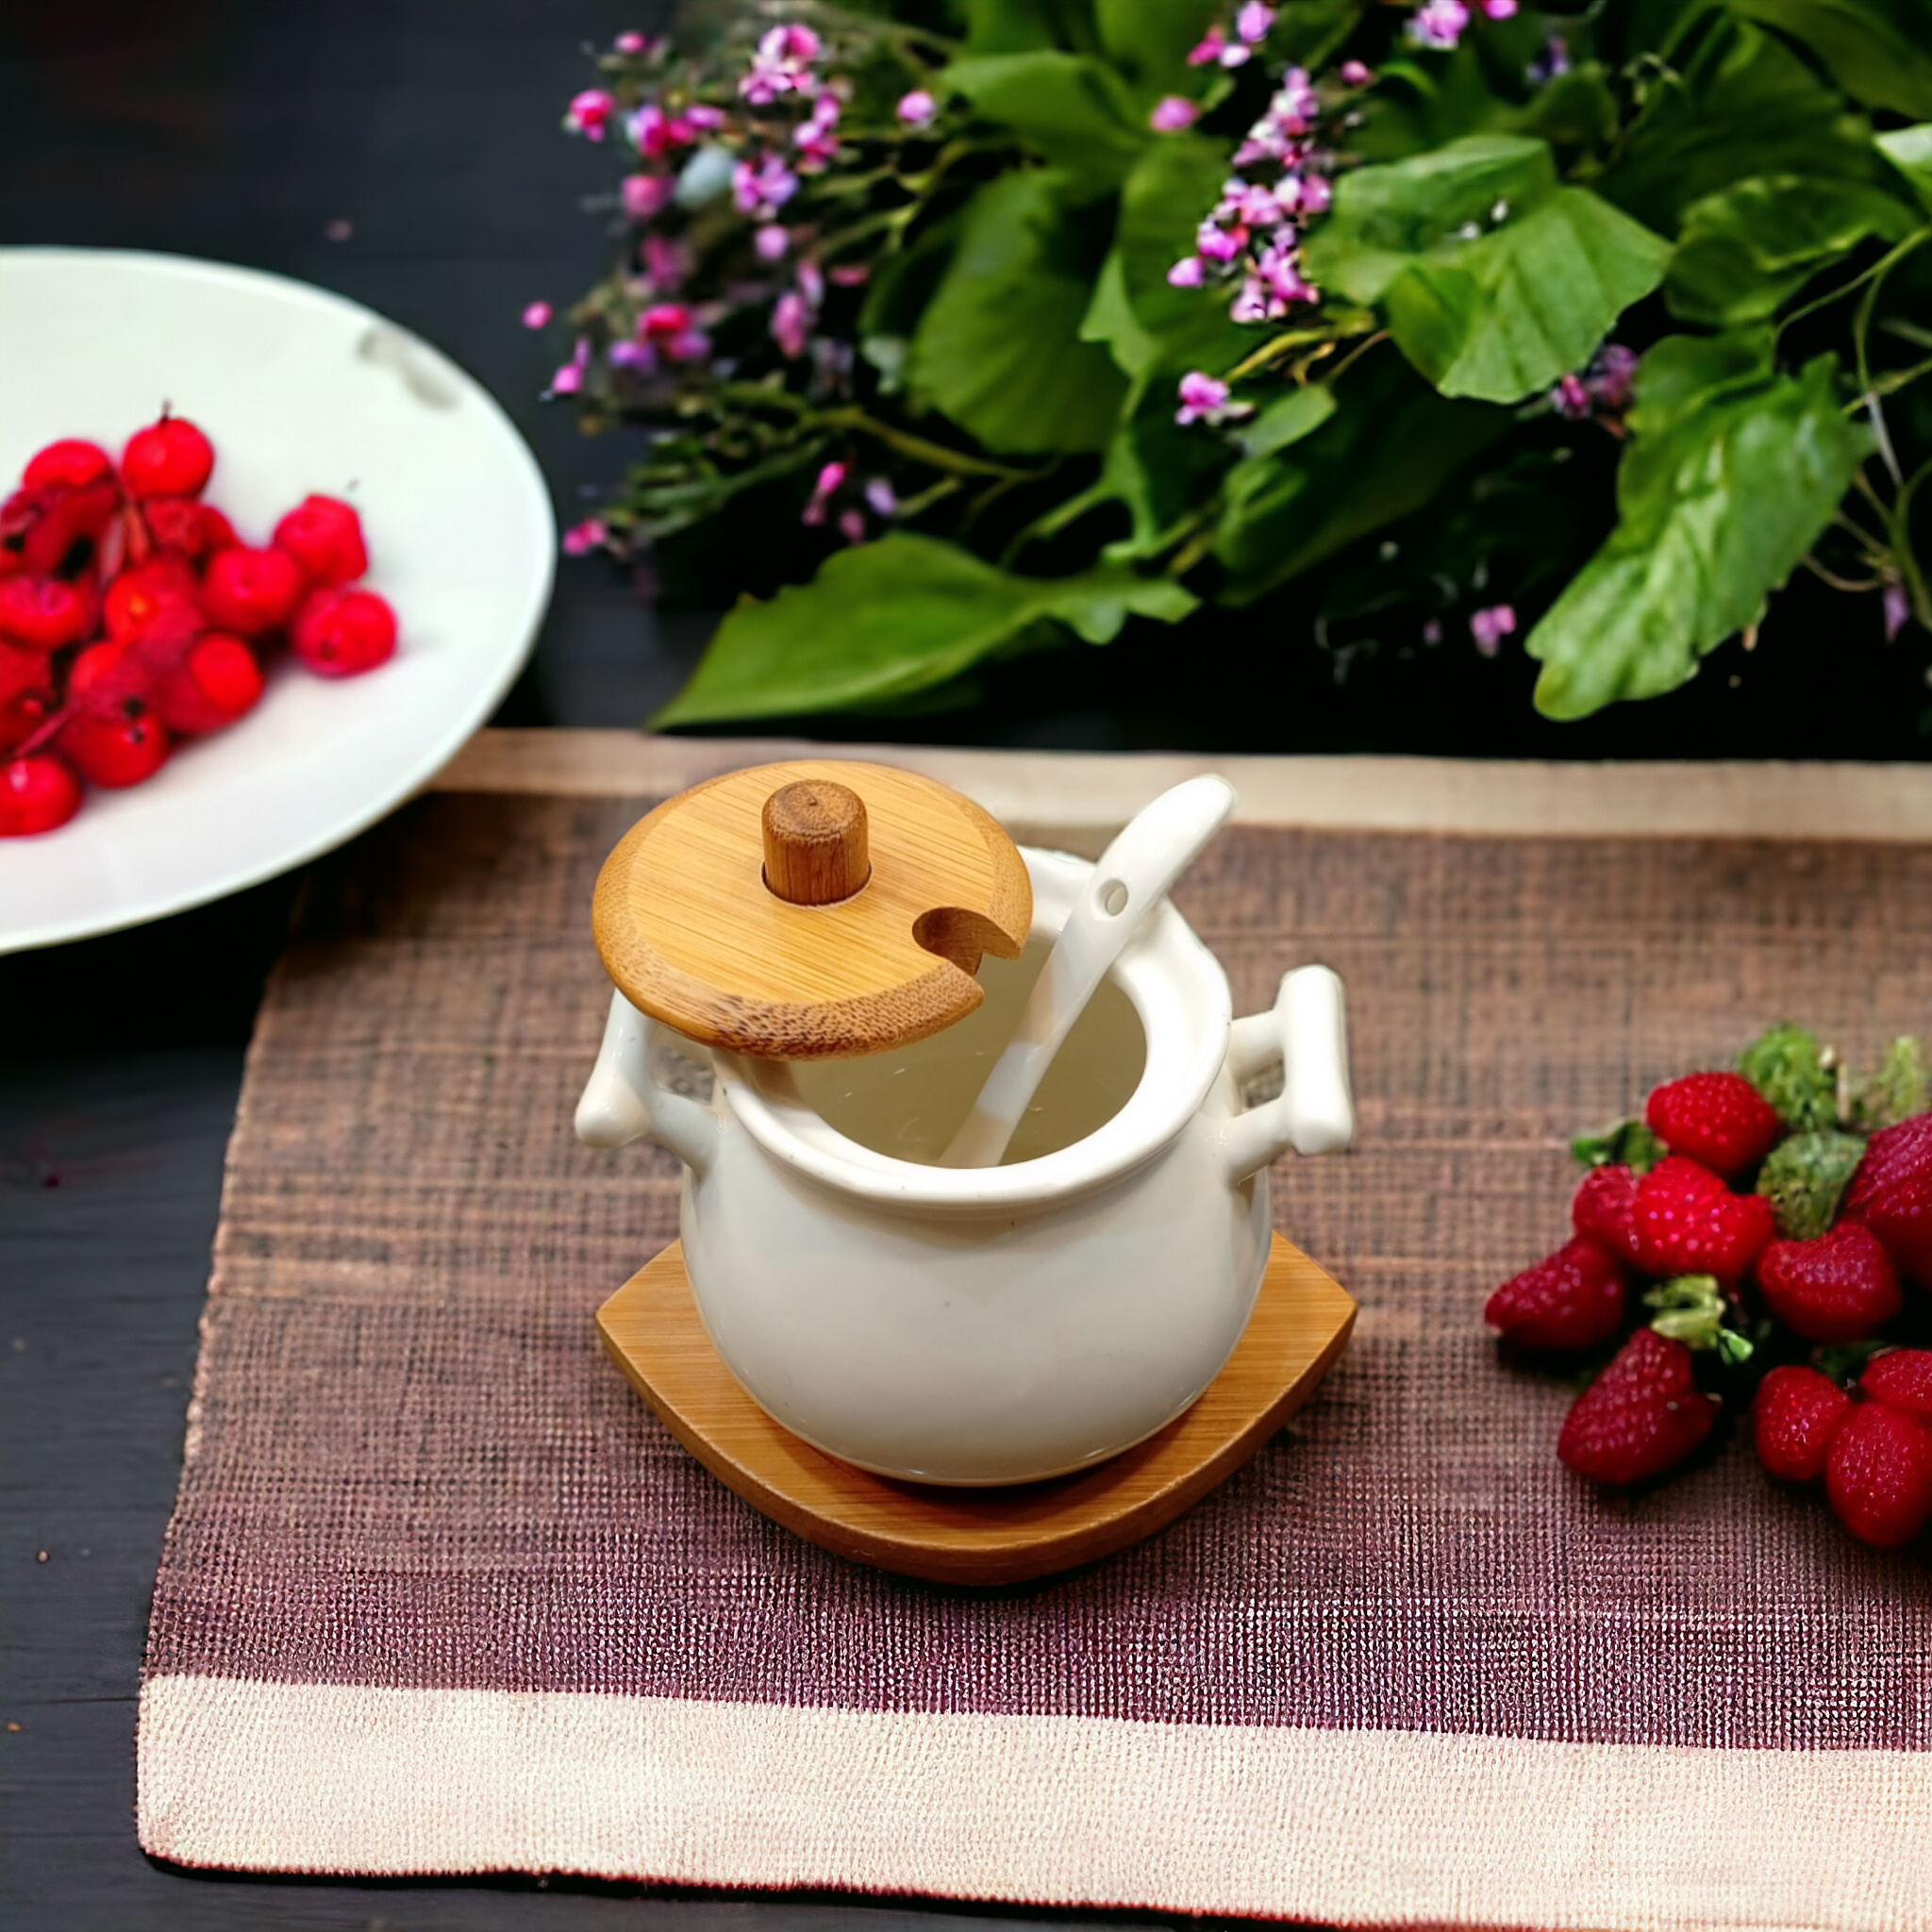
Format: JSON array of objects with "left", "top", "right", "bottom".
[{"left": 535, "top": 0, "right": 1932, "bottom": 730}]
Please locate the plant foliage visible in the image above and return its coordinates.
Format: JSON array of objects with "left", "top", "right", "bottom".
[{"left": 546, "top": 0, "right": 1932, "bottom": 728}]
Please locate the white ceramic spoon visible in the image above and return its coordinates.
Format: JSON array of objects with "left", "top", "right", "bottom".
[{"left": 938, "top": 774, "right": 1238, "bottom": 1168}]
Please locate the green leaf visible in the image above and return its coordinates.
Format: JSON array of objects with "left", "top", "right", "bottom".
[
  {"left": 1729, "top": 0, "right": 1932, "bottom": 120},
  {"left": 1525, "top": 336, "right": 1871, "bottom": 717},
  {"left": 1858, "top": 1036, "right": 1928, "bottom": 1129},
  {"left": 1078, "top": 246, "right": 1158, "bottom": 378},
  {"left": 1092, "top": 371, "right": 1237, "bottom": 559},
  {"left": 1572, "top": 1119, "right": 1668, "bottom": 1172},
  {"left": 1876, "top": 124, "right": 1932, "bottom": 215},
  {"left": 961, "top": 0, "right": 1096, "bottom": 56},
  {"left": 1644, "top": 1275, "right": 1749, "bottom": 1358},
  {"left": 1667, "top": 174, "right": 1919, "bottom": 326},
  {"left": 1303, "top": 134, "right": 1558, "bottom": 305},
  {"left": 942, "top": 51, "right": 1147, "bottom": 191},
  {"left": 1740, "top": 1023, "right": 1840, "bottom": 1131},
  {"left": 1211, "top": 351, "right": 1510, "bottom": 604},
  {"left": 1599, "top": 21, "right": 1884, "bottom": 234},
  {"left": 1114, "top": 135, "right": 1254, "bottom": 374},
  {"left": 1757, "top": 1130, "right": 1868, "bottom": 1238},
  {"left": 906, "top": 170, "right": 1129, "bottom": 455},
  {"left": 1092, "top": 0, "right": 1224, "bottom": 93},
  {"left": 654, "top": 536, "right": 1197, "bottom": 726},
  {"left": 1233, "top": 383, "right": 1338, "bottom": 458},
  {"left": 1383, "top": 187, "right": 1671, "bottom": 403}
]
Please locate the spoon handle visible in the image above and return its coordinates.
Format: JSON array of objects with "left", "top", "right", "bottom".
[{"left": 940, "top": 775, "right": 1237, "bottom": 1168}]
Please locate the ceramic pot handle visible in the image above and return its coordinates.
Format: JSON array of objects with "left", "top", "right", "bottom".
[
  {"left": 575, "top": 989, "right": 721, "bottom": 1178},
  {"left": 1220, "top": 966, "right": 1355, "bottom": 1183}
]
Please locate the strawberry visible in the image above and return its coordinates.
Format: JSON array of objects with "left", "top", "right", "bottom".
[
  {"left": 1557, "top": 1327, "right": 1715, "bottom": 1485},
  {"left": 1843, "top": 1112, "right": 1932, "bottom": 1287},
  {"left": 1486, "top": 1237, "right": 1629, "bottom": 1351},
  {"left": 1859, "top": 1348, "right": 1932, "bottom": 1423},
  {"left": 1824, "top": 1401, "right": 1932, "bottom": 1548},
  {"left": 1752, "top": 1365, "right": 1853, "bottom": 1482},
  {"left": 1572, "top": 1163, "right": 1644, "bottom": 1266},
  {"left": 1646, "top": 1071, "right": 1784, "bottom": 1177},
  {"left": 1632, "top": 1156, "right": 1776, "bottom": 1282},
  {"left": 1753, "top": 1224, "right": 1903, "bottom": 1342}
]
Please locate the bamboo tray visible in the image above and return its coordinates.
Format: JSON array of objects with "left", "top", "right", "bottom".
[{"left": 597, "top": 1233, "right": 1356, "bottom": 1585}]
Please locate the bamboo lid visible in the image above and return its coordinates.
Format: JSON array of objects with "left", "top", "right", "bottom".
[{"left": 591, "top": 759, "right": 1032, "bottom": 1059}]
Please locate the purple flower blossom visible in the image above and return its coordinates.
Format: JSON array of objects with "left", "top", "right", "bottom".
[
  {"left": 1197, "top": 219, "right": 1248, "bottom": 265},
  {"left": 897, "top": 89, "right": 938, "bottom": 126},
  {"left": 1188, "top": 25, "right": 1238, "bottom": 67},
  {"left": 1236, "top": 2, "right": 1276, "bottom": 43},
  {"left": 830, "top": 263, "right": 870, "bottom": 287},
  {"left": 629, "top": 104, "right": 697, "bottom": 158},
  {"left": 1150, "top": 95, "right": 1200, "bottom": 132},
  {"left": 1470, "top": 604, "right": 1516, "bottom": 655},
  {"left": 755, "top": 223, "right": 791, "bottom": 261},
  {"left": 794, "top": 93, "right": 841, "bottom": 168},
  {"left": 684, "top": 104, "right": 726, "bottom": 131},
  {"left": 562, "top": 518, "right": 608, "bottom": 555},
  {"left": 838, "top": 508, "right": 867, "bottom": 544},
  {"left": 1167, "top": 255, "right": 1207, "bottom": 288},
  {"left": 1553, "top": 373, "right": 1592, "bottom": 419},
  {"left": 637, "top": 303, "right": 709, "bottom": 363},
  {"left": 1174, "top": 371, "right": 1253, "bottom": 426},
  {"left": 1409, "top": 0, "right": 1471, "bottom": 49},
  {"left": 551, "top": 361, "right": 584, "bottom": 396},
  {"left": 622, "top": 173, "right": 672, "bottom": 220},
  {"left": 565, "top": 89, "right": 616, "bottom": 140},
  {"left": 1482, "top": 0, "right": 1519, "bottom": 17},
  {"left": 772, "top": 290, "right": 811, "bottom": 358},
  {"left": 613, "top": 31, "right": 649, "bottom": 56},
  {"left": 795, "top": 259, "right": 825, "bottom": 309},
  {"left": 1883, "top": 582, "right": 1911, "bottom": 641},
  {"left": 741, "top": 24, "right": 823, "bottom": 106},
  {"left": 802, "top": 459, "right": 847, "bottom": 525},
  {"left": 1340, "top": 59, "right": 1374, "bottom": 86},
  {"left": 1528, "top": 35, "right": 1573, "bottom": 83},
  {"left": 641, "top": 233, "right": 691, "bottom": 291},
  {"left": 608, "top": 339, "right": 654, "bottom": 373},
  {"left": 863, "top": 476, "right": 897, "bottom": 518},
  {"left": 522, "top": 301, "right": 552, "bottom": 329},
  {"left": 734, "top": 153, "right": 800, "bottom": 219},
  {"left": 1591, "top": 343, "right": 1638, "bottom": 411}
]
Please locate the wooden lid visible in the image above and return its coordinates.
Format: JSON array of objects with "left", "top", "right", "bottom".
[{"left": 592, "top": 759, "right": 1032, "bottom": 1059}]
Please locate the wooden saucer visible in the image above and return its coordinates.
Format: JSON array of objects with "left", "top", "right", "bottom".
[{"left": 596, "top": 1235, "right": 1356, "bottom": 1585}]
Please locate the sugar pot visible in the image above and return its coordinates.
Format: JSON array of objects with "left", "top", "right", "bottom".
[{"left": 576, "top": 760, "right": 1353, "bottom": 1486}]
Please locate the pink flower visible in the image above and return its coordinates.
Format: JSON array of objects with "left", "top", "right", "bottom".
[
  {"left": 1483, "top": 0, "right": 1519, "bottom": 17},
  {"left": 755, "top": 223, "right": 791, "bottom": 261},
  {"left": 1552, "top": 373, "right": 1591, "bottom": 418},
  {"left": 641, "top": 233, "right": 691, "bottom": 291},
  {"left": 802, "top": 459, "right": 847, "bottom": 525},
  {"left": 829, "top": 263, "right": 870, "bottom": 286},
  {"left": 1470, "top": 605, "right": 1516, "bottom": 655},
  {"left": 1340, "top": 59, "right": 1374, "bottom": 85},
  {"left": 639, "top": 302, "right": 692, "bottom": 338},
  {"left": 795, "top": 258, "right": 826, "bottom": 310},
  {"left": 742, "top": 24, "right": 821, "bottom": 104},
  {"left": 562, "top": 518, "right": 607, "bottom": 556},
  {"left": 521, "top": 300, "right": 552, "bottom": 329},
  {"left": 1298, "top": 173, "right": 1332, "bottom": 216},
  {"left": 1410, "top": 0, "right": 1470, "bottom": 49},
  {"left": 794, "top": 94, "right": 841, "bottom": 167},
  {"left": 685, "top": 104, "right": 726, "bottom": 131},
  {"left": 1150, "top": 95, "right": 1200, "bottom": 132},
  {"left": 897, "top": 89, "right": 937, "bottom": 125},
  {"left": 863, "top": 477, "right": 897, "bottom": 518},
  {"left": 1175, "top": 371, "right": 1252, "bottom": 426},
  {"left": 608, "top": 340, "right": 654, "bottom": 373},
  {"left": 565, "top": 89, "right": 615, "bottom": 140},
  {"left": 1883, "top": 582, "right": 1911, "bottom": 641},
  {"left": 550, "top": 361, "right": 584, "bottom": 395},
  {"left": 622, "top": 173, "right": 672, "bottom": 220},
  {"left": 1197, "top": 220, "right": 1246, "bottom": 264},
  {"left": 613, "top": 31, "right": 649, "bottom": 55},
  {"left": 734, "top": 154, "right": 799, "bottom": 219},
  {"left": 1188, "top": 25, "right": 1228, "bottom": 65},
  {"left": 1590, "top": 343, "right": 1638, "bottom": 411},
  {"left": 772, "top": 290, "right": 811, "bottom": 358},
  {"left": 838, "top": 508, "right": 867, "bottom": 545},
  {"left": 1236, "top": 3, "right": 1276, "bottom": 44},
  {"left": 1167, "top": 255, "right": 1207, "bottom": 289},
  {"left": 628, "top": 105, "right": 674, "bottom": 157}
]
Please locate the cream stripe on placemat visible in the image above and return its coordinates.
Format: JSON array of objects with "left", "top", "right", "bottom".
[{"left": 141, "top": 1674, "right": 1932, "bottom": 1928}]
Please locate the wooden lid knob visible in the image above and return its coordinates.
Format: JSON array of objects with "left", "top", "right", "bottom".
[{"left": 762, "top": 779, "right": 870, "bottom": 906}]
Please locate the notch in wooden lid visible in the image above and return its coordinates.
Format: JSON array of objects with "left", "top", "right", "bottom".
[{"left": 592, "top": 759, "right": 1032, "bottom": 1059}]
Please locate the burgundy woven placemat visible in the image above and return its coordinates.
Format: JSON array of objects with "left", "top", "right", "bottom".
[{"left": 138, "top": 791, "right": 1932, "bottom": 1926}]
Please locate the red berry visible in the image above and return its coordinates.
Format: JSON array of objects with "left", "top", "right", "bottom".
[
  {"left": 156, "top": 633, "right": 262, "bottom": 735},
  {"left": 1632, "top": 1155, "right": 1777, "bottom": 1282},
  {"left": 1754, "top": 1224, "right": 1903, "bottom": 1342},
  {"left": 121, "top": 414, "right": 215, "bottom": 498},
  {"left": 0, "top": 754, "right": 82, "bottom": 836},
  {"left": 1557, "top": 1327, "right": 1715, "bottom": 1485},
  {"left": 142, "top": 493, "right": 227, "bottom": 562},
  {"left": 20, "top": 477, "right": 122, "bottom": 576},
  {"left": 69, "top": 637, "right": 134, "bottom": 701},
  {"left": 1572, "top": 1163, "right": 1645, "bottom": 1267},
  {"left": 1843, "top": 1112, "right": 1932, "bottom": 1288},
  {"left": 1645, "top": 1071, "right": 1783, "bottom": 1178},
  {"left": 197, "top": 503, "right": 239, "bottom": 553},
  {"left": 1860, "top": 1348, "right": 1932, "bottom": 1423},
  {"left": 1486, "top": 1237, "right": 1629, "bottom": 1351},
  {"left": 272, "top": 494, "right": 368, "bottom": 586},
  {"left": 200, "top": 545, "right": 306, "bottom": 637},
  {"left": 23, "top": 439, "right": 112, "bottom": 489},
  {"left": 1752, "top": 1365, "right": 1853, "bottom": 1482},
  {"left": 0, "top": 574, "right": 98, "bottom": 650},
  {"left": 60, "top": 702, "right": 171, "bottom": 788},
  {"left": 1825, "top": 1400, "right": 1932, "bottom": 1547},
  {"left": 0, "top": 641, "right": 58, "bottom": 754},
  {"left": 104, "top": 557, "right": 200, "bottom": 642},
  {"left": 291, "top": 585, "right": 396, "bottom": 677}
]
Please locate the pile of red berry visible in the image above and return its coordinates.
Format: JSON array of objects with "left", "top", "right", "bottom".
[
  {"left": 1488, "top": 1025, "right": 1932, "bottom": 1548},
  {"left": 1, "top": 413, "right": 397, "bottom": 837}
]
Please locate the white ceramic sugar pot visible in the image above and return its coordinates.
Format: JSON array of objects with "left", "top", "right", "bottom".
[{"left": 575, "top": 761, "right": 1354, "bottom": 1486}]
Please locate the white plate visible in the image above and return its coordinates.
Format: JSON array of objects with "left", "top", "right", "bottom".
[{"left": 0, "top": 248, "right": 555, "bottom": 953}]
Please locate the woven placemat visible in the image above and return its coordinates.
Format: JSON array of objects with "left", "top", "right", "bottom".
[{"left": 138, "top": 790, "right": 1932, "bottom": 1927}]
